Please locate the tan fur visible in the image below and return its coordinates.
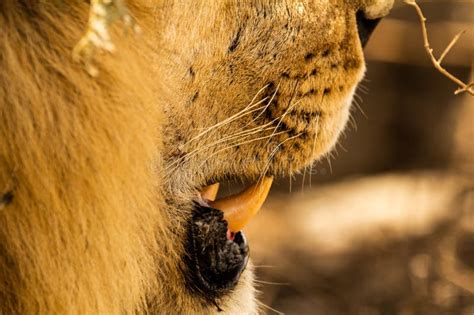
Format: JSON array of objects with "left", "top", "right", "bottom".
[{"left": 0, "top": 1, "right": 393, "bottom": 314}]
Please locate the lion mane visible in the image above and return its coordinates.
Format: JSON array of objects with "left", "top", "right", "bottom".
[{"left": 0, "top": 2, "right": 170, "bottom": 313}]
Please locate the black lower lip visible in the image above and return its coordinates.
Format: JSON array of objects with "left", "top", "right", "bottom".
[{"left": 184, "top": 204, "right": 250, "bottom": 300}]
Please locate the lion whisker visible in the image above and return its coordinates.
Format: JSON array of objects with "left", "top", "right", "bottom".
[
  {"left": 165, "top": 92, "right": 301, "bottom": 177},
  {"left": 262, "top": 98, "right": 304, "bottom": 149},
  {"left": 248, "top": 82, "right": 281, "bottom": 125},
  {"left": 180, "top": 84, "right": 271, "bottom": 147},
  {"left": 197, "top": 130, "right": 288, "bottom": 170},
  {"left": 253, "top": 265, "right": 276, "bottom": 269},
  {"left": 164, "top": 118, "right": 280, "bottom": 176},
  {"left": 257, "top": 300, "right": 285, "bottom": 315},
  {"left": 352, "top": 92, "right": 367, "bottom": 119},
  {"left": 308, "top": 115, "right": 321, "bottom": 189},
  {"left": 357, "top": 82, "right": 370, "bottom": 94},
  {"left": 254, "top": 280, "right": 290, "bottom": 286},
  {"left": 301, "top": 165, "right": 307, "bottom": 192},
  {"left": 258, "top": 132, "right": 303, "bottom": 184}
]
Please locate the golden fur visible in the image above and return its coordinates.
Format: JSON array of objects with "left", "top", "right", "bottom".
[{"left": 0, "top": 1, "right": 393, "bottom": 314}]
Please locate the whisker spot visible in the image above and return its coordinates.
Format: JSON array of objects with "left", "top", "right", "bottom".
[{"left": 304, "top": 52, "right": 315, "bottom": 62}]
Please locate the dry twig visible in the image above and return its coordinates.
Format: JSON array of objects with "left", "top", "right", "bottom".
[{"left": 404, "top": 0, "right": 473, "bottom": 96}]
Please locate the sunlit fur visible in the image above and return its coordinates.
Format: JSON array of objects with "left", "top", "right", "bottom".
[
  {"left": 162, "top": 0, "right": 393, "bottom": 194},
  {"left": 0, "top": 1, "right": 392, "bottom": 314}
]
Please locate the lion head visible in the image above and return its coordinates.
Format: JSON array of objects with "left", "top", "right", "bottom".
[{"left": 0, "top": 1, "right": 393, "bottom": 314}]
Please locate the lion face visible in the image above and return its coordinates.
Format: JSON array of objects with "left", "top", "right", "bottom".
[
  {"left": 162, "top": 0, "right": 392, "bottom": 184},
  {"left": 157, "top": 0, "right": 394, "bottom": 313}
]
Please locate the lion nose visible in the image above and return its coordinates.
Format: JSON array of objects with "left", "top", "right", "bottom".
[{"left": 356, "top": 10, "right": 382, "bottom": 48}]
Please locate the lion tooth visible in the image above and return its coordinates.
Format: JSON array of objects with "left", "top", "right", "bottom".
[
  {"left": 200, "top": 183, "right": 220, "bottom": 202},
  {"left": 210, "top": 177, "right": 273, "bottom": 232}
]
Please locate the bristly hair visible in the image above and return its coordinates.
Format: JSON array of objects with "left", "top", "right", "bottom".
[{"left": 0, "top": 2, "right": 167, "bottom": 313}]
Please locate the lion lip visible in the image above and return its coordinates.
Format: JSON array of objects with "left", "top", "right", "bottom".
[
  {"left": 186, "top": 204, "right": 250, "bottom": 298},
  {"left": 199, "top": 177, "right": 273, "bottom": 232},
  {"left": 187, "top": 176, "right": 272, "bottom": 295}
]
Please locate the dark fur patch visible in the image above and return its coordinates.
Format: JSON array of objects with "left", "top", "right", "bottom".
[
  {"left": 322, "top": 49, "right": 331, "bottom": 57},
  {"left": 304, "top": 52, "right": 315, "bottom": 62},
  {"left": 0, "top": 191, "right": 13, "bottom": 207},
  {"left": 184, "top": 204, "right": 249, "bottom": 302},
  {"left": 343, "top": 58, "right": 361, "bottom": 70},
  {"left": 191, "top": 91, "right": 199, "bottom": 102},
  {"left": 228, "top": 27, "right": 243, "bottom": 53},
  {"left": 189, "top": 66, "right": 196, "bottom": 80}
]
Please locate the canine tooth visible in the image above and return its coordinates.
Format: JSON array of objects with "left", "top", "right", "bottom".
[
  {"left": 210, "top": 177, "right": 273, "bottom": 232},
  {"left": 200, "top": 183, "right": 220, "bottom": 201}
]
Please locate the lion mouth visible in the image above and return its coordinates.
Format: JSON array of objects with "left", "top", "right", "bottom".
[
  {"left": 185, "top": 177, "right": 273, "bottom": 299},
  {"left": 201, "top": 177, "right": 273, "bottom": 232}
]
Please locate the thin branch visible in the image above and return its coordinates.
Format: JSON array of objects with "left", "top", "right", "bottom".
[
  {"left": 438, "top": 30, "right": 465, "bottom": 64},
  {"left": 404, "top": 0, "right": 473, "bottom": 96}
]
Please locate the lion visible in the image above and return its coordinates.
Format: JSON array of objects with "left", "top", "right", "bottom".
[{"left": 0, "top": 1, "right": 393, "bottom": 314}]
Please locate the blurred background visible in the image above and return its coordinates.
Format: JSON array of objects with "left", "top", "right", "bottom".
[{"left": 245, "top": 1, "right": 474, "bottom": 314}]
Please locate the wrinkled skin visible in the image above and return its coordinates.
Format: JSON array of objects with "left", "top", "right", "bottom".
[{"left": 0, "top": 1, "right": 393, "bottom": 314}]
